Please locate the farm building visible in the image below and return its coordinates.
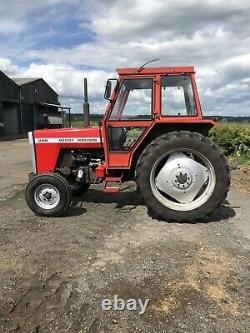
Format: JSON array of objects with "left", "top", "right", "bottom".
[
  {"left": 0, "top": 71, "right": 69, "bottom": 136},
  {"left": 0, "top": 71, "right": 20, "bottom": 136}
]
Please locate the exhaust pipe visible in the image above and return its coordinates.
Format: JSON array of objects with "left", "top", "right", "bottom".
[{"left": 83, "top": 77, "right": 90, "bottom": 127}]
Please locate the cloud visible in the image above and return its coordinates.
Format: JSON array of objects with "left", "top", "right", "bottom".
[
  {"left": 0, "top": 58, "right": 111, "bottom": 113},
  {"left": 0, "top": 58, "right": 21, "bottom": 75},
  {"left": 0, "top": 20, "right": 27, "bottom": 35},
  {"left": 86, "top": 0, "right": 250, "bottom": 41},
  {"left": 0, "top": 0, "right": 250, "bottom": 116},
  {"left": 0, "top": 1, "right": 55, "bottom": 34}
]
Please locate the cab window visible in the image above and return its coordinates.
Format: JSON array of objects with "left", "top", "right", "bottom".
[
  {"left": 161, "top": 75, "right": 196, "bottom": 116},
  {"left": 109, "top": 78, "right": 153, "bottom": 120}
]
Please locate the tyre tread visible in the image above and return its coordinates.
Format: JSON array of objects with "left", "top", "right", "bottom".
[{"left": 135, "top": 131, "right": 230, "bottom": 222}]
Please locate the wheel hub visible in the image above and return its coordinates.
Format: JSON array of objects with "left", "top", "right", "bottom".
[
  {"left": 155, "top": 153, "right": 209, "bottom": 204},
  {"left": 176, "top": 172, "right": 187, "bottom": 184},
  {"left": 172, "top": 168, "right": 192, "bottom": 190},
  {"left": 43, "top": 191, "right": 52, "bottom": 200},
  {"left": 34, "top": 184, "right": 60, "bottom": 210}
]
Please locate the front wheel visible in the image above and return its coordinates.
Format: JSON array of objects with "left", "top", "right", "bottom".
[
  {"left": 25, "top": 173, "right": 71, "bottom": 217},
  {"left": 135, "top": 131, "right": 230, "bottom": 222}
]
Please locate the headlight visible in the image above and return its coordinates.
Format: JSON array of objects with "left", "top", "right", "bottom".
[{"left": 28, "top": 131, "right": 37, "bottom": 174}]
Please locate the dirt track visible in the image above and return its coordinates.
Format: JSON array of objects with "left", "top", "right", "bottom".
[{"left": 0, "top": 139, "right": 249, "bottom": 333}]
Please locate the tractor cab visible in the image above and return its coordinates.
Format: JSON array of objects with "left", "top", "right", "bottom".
[{"left": 101, "top": 67, "right": 213, "bottom": 170}]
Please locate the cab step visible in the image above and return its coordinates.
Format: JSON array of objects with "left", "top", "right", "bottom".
[
  {"left": 102, "top": 176, "right": 122, "bottom": 193},
  {"left": 103, "top": 186, "right": 120, "bottom": 193}
]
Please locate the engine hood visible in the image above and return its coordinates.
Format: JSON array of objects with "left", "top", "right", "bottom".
[{"left": 33, "top": 127, "right": 102, "bottom": 146}]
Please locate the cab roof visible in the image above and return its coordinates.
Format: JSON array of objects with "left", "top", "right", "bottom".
[{"left": 116, "top": 66, "right": 195, "bottom": 76}]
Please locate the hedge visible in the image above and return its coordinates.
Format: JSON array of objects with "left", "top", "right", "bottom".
[{"left": 209, "top": 124, "right": 250, "bottom": 162}]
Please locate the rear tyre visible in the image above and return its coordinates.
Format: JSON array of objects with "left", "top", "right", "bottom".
[
  {"left": 135, "top": 131, "right": 230, "bottom": 222},
  {"left": 25, "top": 173, "right": 71, "bottom": 217},
  {"left": 69, "top": 182, "right": 90, "bottom": 196}
]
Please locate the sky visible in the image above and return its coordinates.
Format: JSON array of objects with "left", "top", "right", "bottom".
[{"left": 0, "top": 0, "right": 250, "bottom": 116}]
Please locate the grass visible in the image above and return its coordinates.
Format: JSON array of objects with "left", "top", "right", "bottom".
[{"left": 229, "top": 154, "right": 250, "bottom": 165}]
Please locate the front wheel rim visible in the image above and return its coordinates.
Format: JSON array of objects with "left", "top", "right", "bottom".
[
  {"left": 150, "top": 149, "right": 216, "bottom": 212},
  {"left": 34, "top": 184, "right": 60, "bottom": 210}
]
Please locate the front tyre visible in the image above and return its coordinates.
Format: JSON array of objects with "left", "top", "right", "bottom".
[
  {"left": 135, "top": 131, "right": 230, "bottom": 222},
  {"left": 25, "top": 173, "right": 71, "bottom": 217}
]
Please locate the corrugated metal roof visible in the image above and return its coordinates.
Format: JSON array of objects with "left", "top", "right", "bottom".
[{"left": 12, "top": 78, "right": 40, "bottom": 85}]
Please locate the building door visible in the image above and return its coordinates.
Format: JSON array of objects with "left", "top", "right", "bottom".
[
  {"left": 0, "top": 102, "right": 4, "bottom": 136},
  {"left": 3, "top": 102, "right": 19, "bottom": 135},
  {"left": 21, "top": 104, "right": 34, "bottom": 133}
]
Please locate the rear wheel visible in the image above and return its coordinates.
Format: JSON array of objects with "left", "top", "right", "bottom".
[
  {"left": 135, "top": 131, "right": 230, "bottom": 222},
  {"left": 25, "top": 173, "right": 71, "bottom": 217}
]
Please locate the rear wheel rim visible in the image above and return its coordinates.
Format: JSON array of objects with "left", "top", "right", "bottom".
[
  {"left": 34, "top": 184, "right": 60, "bottom": 210},
  {"left": 150, "top": 149, "right": 216, "bottom": 211}
]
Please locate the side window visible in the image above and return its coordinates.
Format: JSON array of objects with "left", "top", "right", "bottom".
[
  {"left": 161, "top": 75, "right": 196, "bottom": 116},
  {"left": 109, "top": 126, "right": 147, "bottom": 151},
  {"left": 109, "top": 78, "right": 152, "bottom": 120}
]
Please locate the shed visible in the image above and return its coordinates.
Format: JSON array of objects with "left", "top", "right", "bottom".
[
  {"left": 0, "top": 71, "right": 70, "bottom": 136},
  {"left": 0, "top": 71, "right": 20, "bottom": 135},
  {"left": 12, "top": 78, "right": 61, "bottom": 132}
]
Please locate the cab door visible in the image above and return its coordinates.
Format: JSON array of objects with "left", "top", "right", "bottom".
[{"left": 105, "top": 77, "right": 155, "bottom": 169}]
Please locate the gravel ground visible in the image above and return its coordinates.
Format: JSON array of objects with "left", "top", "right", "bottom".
[{"left": 0, "top": 139, "right": 249, "bottom": 333}]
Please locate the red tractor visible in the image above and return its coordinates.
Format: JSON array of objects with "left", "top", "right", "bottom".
[{"left": 25, "top": 65, "right": 230, "bottom": 222}]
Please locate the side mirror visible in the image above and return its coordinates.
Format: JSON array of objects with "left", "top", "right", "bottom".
[
  {"left": 104, "top": 80, "right": 112, "bottom": 100},
  {"left": 104, "top": 78, "right": 118, "bottom": 100}
]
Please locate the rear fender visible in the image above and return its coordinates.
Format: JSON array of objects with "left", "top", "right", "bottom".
[{"left": 129, "top": 120, "right": 216, "bottom": 175}]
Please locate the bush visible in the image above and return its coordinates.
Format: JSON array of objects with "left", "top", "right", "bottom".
[{"left": 209, "top": 124, "right": 250, "bottom": 163}]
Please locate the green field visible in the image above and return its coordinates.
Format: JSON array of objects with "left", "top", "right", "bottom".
[
  {"left": 70, "top": 114, "right": 101, "bottom": 128},
  {"left": 71, "top": 120, "right": 99, "bottom": 127}
]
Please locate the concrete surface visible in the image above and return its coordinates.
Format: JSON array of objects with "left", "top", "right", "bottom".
[
  {"left": 0, "top": 139, "right": 30, "bottom": 201},
  {"left": 0, "top": 139, "right": 249, "bottom": 333}
]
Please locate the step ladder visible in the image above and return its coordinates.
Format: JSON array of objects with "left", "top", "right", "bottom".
[{"left": 103, "top": 176, "right": 122, "bottom": 193}]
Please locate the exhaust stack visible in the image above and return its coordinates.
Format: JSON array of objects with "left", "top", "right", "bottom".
[{"left": 83, "top": 77, "right": 90, "bottom": 127}]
